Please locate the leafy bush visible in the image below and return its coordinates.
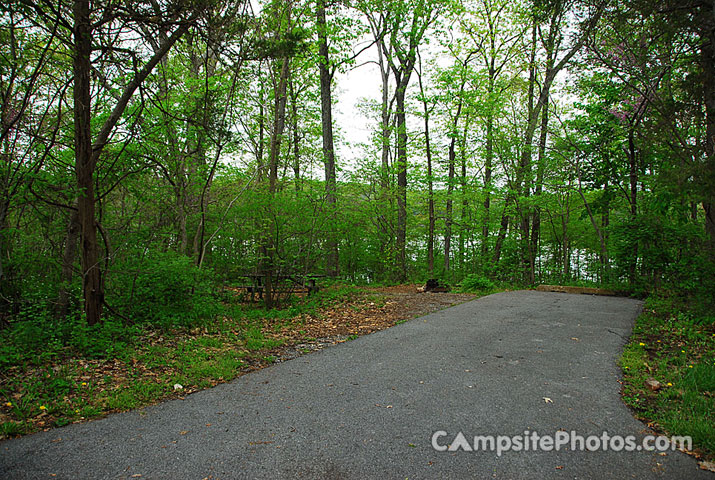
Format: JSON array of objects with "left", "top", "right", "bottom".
[
  {"left": 111, "top": 251, "right": 223, "bottom": 329},
  {"left": 610, "top": 215, "right": 711, "bottom": 297},
  {"left": 0, "top": 307, "right": 138, "bottom": 368},
  {"left": 458, "top": 274, "right": 495, "bottom": 292}
]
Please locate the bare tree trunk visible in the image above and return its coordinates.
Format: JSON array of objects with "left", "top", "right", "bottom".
[
  {"left": 373, "top": 30, "right": 393, "bottom": 275},
  {"left": 601, "top": 180, "right": 610, "bottom": 281},
  {"left": 417, "top": 69, "right": 435, "bottom": 276},
  {"left": 0, "top": 202, "right": 7, "bottom": 289},
  {"left": 562, "top": 211, "right": 570, "bottom": 280},
  {"left": 482, "top": 112, "right": 493, "bottom": 258},
  {"left": 289, "top": 79, "right": 301, "bottom": 191},
  {"left": 378, "top": 48, "right": 391, "bottom": 191},
  {"left": 0, "top": 201, "right": 10, "bottom": 308},
  {"left": 317, "top": 0, "right": 338, "bottom": 277},
  {"left": 177, "top": 188, "right": 188, "bottom": 254},
  {"left": 395, "top": 83, "right": 408, "bottom": 281},
  {"left": 72, "top": 8, "right": 191, "bottom": 324},
  {"left": 444, "top": 94, "right": 463, "bottom": 275},
  {"left": 261, "top": 56, "right": 290, "bottom": 309},
  {"left": 73, "top": 0, "right": 102, "bottom": 325},
  {"left": 528, "top": 99, "right": 549, "bottom": 284},
  {"left": 628, "top": 128, "right": 638, "bottom": 284},
  {"left": 493, "top": 4, "right": 602, "bottom": 269},
  {"left": 492, "top": 209, "right": 509, "bottom": 264},
  {"left": 444, "top": 128, "right": 456, "bottom": 274},
  {"left": 518, "top": 22, "right": 538, "bottom": 284},
  {"left": 257, "top": 102, "right": 265, "bottom": 177},
  {"left": 459, "top": 119, "right": 469, "bottom": 271}
]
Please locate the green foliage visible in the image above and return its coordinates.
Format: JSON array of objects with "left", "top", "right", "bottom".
[
  {"left": 458, "top": 274, "right": 495, "bottom": 292},
  {"left": 610, "top": 215, "right": 709, "bottom": 296},
  {"left": 111, "top": 251, "right": 223, "bottom": 329},
  {"left": 1, "top": 0, "right": 713, "bottom": 452},
  {"left": 0, "top": 309, "right": 139, "bottom": 368}
]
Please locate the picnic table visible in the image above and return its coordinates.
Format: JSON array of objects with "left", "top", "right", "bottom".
[{"left": 238, "top": 274, "right": 324, "bottom": 301}]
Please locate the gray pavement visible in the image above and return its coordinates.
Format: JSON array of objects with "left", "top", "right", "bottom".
[{"left": 1, "top": 290, "right": 711, "bottom": 479}]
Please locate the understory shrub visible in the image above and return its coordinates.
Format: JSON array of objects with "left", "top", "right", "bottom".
[
  {"left": 110, "top": 251, "right": 223, "bottom": 329},
  {"left": 459, "top": 274, "right": 495, "bottom": 292}
]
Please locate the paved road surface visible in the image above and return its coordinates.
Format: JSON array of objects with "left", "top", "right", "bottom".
[{"left": 1, "top": 291, "right": 710, "bottom": 479}]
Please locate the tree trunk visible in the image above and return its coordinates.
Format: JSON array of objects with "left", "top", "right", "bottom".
[
  {"left": 492, "top": 201, "right": 510, "bottom": 264},
  {"left": 261, "top": 56, "right": 290, "bottom": 309},
  {"left": 459, "top": 118, "right": 469, "bottom": 272},
  {"left": 444, "top": 128, "right": 456, "bottom": 275},
  {"left": 257, "top": 102, "right": 265, "bottom": 178},
  {"left": 418, "top": 74, "right": 435, "bottom": 276},
  {"left": 518, "top": 22, "right": 538, "bottom": 284},
  {"left": 395, "top": 83, "right": 408, "bottom": 281},
  {"left": 528, "top": 99, "right": 549, "bottom": 285},
  {"left": 444, "top": 94, "right": 463, "bottom": 275},
  {"left": 317, "top": 0, "right": 338, "bottom": 277},
  {"left": 73, "top": 0, "right": 102, "bottom": 325},
  {"left": 289, "top": 80, "right": 301, "bottom": 191},
  {"left": 379, "top": 50, "right": 391, "bottom": 191},
  {"left": 0, "top": 202, "right": 7, "bottom": 289},
  {"left": 628, "top": 128, "right": 638, "bottom": 283},
  {"left": 374, "top": 33, "right": 393, "bottom": 275},
  {"left": 482, "top": 111, "right": 493, "bottom": 258},
  {"left": 493, "top": 2, "right": 601, "bottom": 269}
]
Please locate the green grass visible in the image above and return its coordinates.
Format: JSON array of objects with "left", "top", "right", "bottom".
[{"left": 620, "top": 295, "right": 715, "bottom": 459}]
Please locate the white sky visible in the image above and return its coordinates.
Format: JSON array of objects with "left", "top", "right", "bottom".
[{"left": 333, "top": 51, "right": 381, "bottom": 166}]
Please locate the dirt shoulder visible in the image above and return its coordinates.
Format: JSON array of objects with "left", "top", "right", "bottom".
[{"left": 264, "top": 285, "right": 475, "bottom": 363}]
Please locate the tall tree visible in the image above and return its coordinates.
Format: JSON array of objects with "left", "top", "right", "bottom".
[
  {"left": 416, "top": 50, "right": 436, "bottom": 276},
  {"left": 70, "top": 2, "right": 198, "bottom": 324},
  {"left": 382, "top": 0, "right": 441, "bottom": 280},
  {"left": 316, "top": 0, "right": 339, "bottom": 276}
]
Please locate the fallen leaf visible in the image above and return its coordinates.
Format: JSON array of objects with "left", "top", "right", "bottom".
[
  {"left": 543, "top": 397, "right": 553, "bottom": 404},
  {"left": 645, "top": 378, "right": 661, "bottom": 391},
  {"left": 700, "top": 461, "right": 715, "bottom": 472}
]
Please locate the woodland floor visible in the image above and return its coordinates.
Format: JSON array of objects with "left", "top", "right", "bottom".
[{"left": 263, "top": 285, "right": 476, "bottom": 364}]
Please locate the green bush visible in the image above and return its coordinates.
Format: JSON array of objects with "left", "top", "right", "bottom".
[
  {"left": 110, "top": 251, "right": 223, "bottom": 329},
  {"left": 459, "top": 274, "right": 495, "bottom": 292},
  {"left": 0, "top": 307, "right": 139, "bottom": 367}
]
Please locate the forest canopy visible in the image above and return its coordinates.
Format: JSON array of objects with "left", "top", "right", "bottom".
[{"left": 1, "top": 0, "right": 713, "bottom": 328}]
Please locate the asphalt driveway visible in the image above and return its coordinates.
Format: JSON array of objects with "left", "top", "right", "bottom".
[{"left": 1, "top": 290, "right": 710, "bottom": 479}]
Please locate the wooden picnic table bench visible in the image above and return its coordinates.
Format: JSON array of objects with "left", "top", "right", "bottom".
[{"left": 236, "top": 274, "right": 325, "bottom": 301}]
